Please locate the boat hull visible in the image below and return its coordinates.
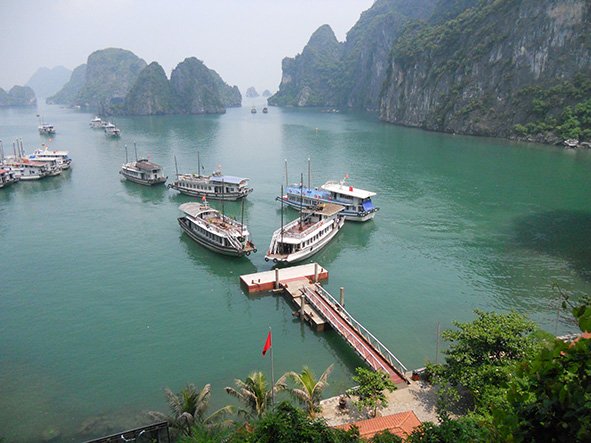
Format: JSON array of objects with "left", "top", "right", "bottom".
[
  {"left": 168, "top": 183, "right": 252, "bottom": 201},
  {"left": 178, "top": 217, "right": 249, "bottom": 257},
  {"left": 120, "top": 171, "right": 167, "bottom": 186}
]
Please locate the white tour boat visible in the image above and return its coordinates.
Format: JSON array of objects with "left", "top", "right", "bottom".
[
  {"left": 26, "top": 145, "right": 72, "bottom": 170},
  {"left": 277, "top": 176, "right": 379, "bottom": 222},
  {"left": 3, "top": 159, "right": 50, "bottom": 180},
  {"left": 89, "top": 116, "right": 104, "bottom": 129},
  {"left": 177, "top": 201, "right": 257, "bottom": 257},
  {"left": 38, "top": 123, "right": 56, "bottom": 136},
  {"left": 168, "top": 153, "right": 253, "bottom": 200},
  {"left": 104, "top": 122, "right": 121, "bottom": 137},
  {"left": 265, "top": 202, "right": 345, "bottom": 264}
]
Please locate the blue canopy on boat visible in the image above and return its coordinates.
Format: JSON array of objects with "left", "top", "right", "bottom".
[{"left": 362, "top": 200, "right": 374, "bottom": 211}]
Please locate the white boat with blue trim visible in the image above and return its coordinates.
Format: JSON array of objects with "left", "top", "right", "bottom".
[{"left": 276, "top": 176, "right": 378, "bottom": 222}]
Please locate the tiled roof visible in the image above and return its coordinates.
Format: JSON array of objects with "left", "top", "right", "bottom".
[{"left": 335, "top": 410, "right": 421, "bottom": 440}]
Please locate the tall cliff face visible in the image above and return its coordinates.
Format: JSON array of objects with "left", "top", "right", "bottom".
[
  {"left": 47, "top": 64, "right": 87, "bottom": 105},
  {"left": 269, "top": 25, "right": 344, "bottom": 107},
  {"left": 170, "top": 57, "right": 227, "bottom": 114},
  {"left": 269, "top": 1, "right": 436, "bottom": 110},
  {"left": 124, "top": 62, "right": 176, "bottom": 115},
  {"left": 78, "top": 48, "right": 147, "bottom": 112},
  {"left": 208, "top": 69, "right": 241, "bottom": 108},
  {"left": 380, "top": 0, "right": 591, "bottom": 139}
]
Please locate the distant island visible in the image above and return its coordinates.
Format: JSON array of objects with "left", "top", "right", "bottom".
[
  {"left": 0, "top": 85, "right": 36, "bottom": 107},
  {"left": 49, "top": 48, "right": 241, "bottom": 116},
  {"left": 26, "top": 66, "right": 72, "bottom": 99},
  {"left": 262, "top": 89, "right": 272, "bottom": 97},
  {"left": 269, "top": 0, "right": 591, "bottom": 146},
  {"left": 245, "top": 87, "right": 259, "bottom": 98}
]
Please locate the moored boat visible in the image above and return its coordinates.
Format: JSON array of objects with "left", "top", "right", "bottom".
[
  {"left": 277, "top": 177, "right": 379, "bottom": 222},
  {"left": 177, "top": 201, "right": 256, "bottom": 257},
  {"left": 119, "top": 143, "right": 167, "bottom": 185},
  {"left": 265, "top": 202, "right": 345, "bottom": 264},
  {"left": 168, "top": 153, "right": 253, "bottom": 200},
  {"left": 26, "top": 145, "right": 72, "bottom": 170},
  {"left": 0, "top": 168, "right": 20, "bottom": 188},
  {"left": 104, "top": 122, "right": 121, "bottom": 137},
  {"left": 3, "top": 159, "right": 50, "bottom": 180},
  {"left": 38, "top": 123, "right": 56, "bottom": 135},
  {"left": 89, "top": 116, "right": 104, "bottom": 128}
]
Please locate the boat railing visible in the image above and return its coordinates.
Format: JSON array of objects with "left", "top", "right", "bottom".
[
  {"left": 282, "top": 219, "right": 325, "bottom": 240},
  {"left": 311, "top": 283, "right": 408, "bottom": 377}
]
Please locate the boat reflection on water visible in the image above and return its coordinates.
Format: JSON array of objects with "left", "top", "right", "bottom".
[
  {"left": 179, "top": 233, "right": 257, "bottom": 279},
  {"left": 121, "top": 178, "right": 167, "bottom": 204}
]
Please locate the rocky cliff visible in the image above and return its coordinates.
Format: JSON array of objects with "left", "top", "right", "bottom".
[
  {"left": 26, "top": 66, "right": 71, "bottom": 99},
  {"left": 380, "top": 0, "right": 591, "bottom": 141},
  {"left": 47, "top": 64, "right": 86, "bottom": 105},
  {"left": 124, "top": 62, "right": 176, "bottom": 115},
  {"left": 246, "top": 87, "right": 259, "bottom": 98},
  {"left": 269, "top": 24, "right": 344, "bottom": 107},
  {"left": 269, "top": 1, "right": 436, "bottom": 110},
  {"left": 0, "top": 85, "right": 36, "bottom": 106},
  {"left": 170, "top": 57, "right": 228, "bottom": 114}
]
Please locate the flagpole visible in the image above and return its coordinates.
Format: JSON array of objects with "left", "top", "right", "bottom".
[{"left": 270, "top": 326, "right": 275, "bottom": 407}]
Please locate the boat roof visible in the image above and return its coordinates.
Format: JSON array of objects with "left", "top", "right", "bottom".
[
  {"left": 286, "top": 185, "right": 331, "bottom": 198},
  {"left": 209, "top": 175, "right": 248, "bottom": 185},
  {"left": 321, "top": 181, "right": 376, "bottom": 199},
  {"left": 302, "top": 202, "right": 345, "bottom": 216},
  {"left": 179, "top": 202, "right": 216, "bottom": 218},
  {"left": 135, "top": 159, "right": 162, "bottom": 170}
]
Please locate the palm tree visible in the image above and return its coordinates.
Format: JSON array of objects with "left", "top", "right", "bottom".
[
  {"left": 155, "top": 383, "right": 233, "bottom": 437},
  {"left": 225, "top": 371, "right": 285, "bottom": 420},
  {"left": 278, "top": 364, "right": 334, "bottom": 418}
]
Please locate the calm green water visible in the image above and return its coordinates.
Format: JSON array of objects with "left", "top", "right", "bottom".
[{"left": 1, "top": 101, "right": 591, "bottom": 441}]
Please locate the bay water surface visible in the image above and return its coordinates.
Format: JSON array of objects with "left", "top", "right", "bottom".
[{"left": 1, "top": 100, "right": 591, "bottom": 441}]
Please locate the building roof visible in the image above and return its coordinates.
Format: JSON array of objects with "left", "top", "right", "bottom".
[
  {"left": 135, "top": 159, "right": 162, "bottom": 170},
  {"left": 335, "top": 411, "right": 421, "bottom": 440}
]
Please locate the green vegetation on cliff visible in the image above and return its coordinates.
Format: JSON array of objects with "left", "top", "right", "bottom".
[
  {"left": 0, "top": 85, "right": 36, "bottom": 106},
  {"left": 47, "top": 64, "right": 86, "bottom": 105},
  {"left": 124, "top": 62, "right": 176, "bottom": 115}
]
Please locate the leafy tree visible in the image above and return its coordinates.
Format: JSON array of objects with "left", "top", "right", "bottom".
[
  {"left": 428, "top": 309, "right": 543, "bottom": 415},
  {"left": 153, "top": 383, "right": 233, "bottom": 437},
  {"left": 225, "top": 371, "right": 286, "bottom": 420},
  {"left": 406, "top": 416, "right": 492, "bottom": 442},
  {"left": 279, "top": 364, "right": 334, "bottom": 418},
  {"left": 347, "top": 368, "right": 397, "bottom": 418},
  {"left": 226, "top": 401, "right": 360, "bottom": 443},
  {"left": 370, "top": 430, "right": 403, "bottom": 443},
  {"left": 493, "top": 300, "right": 591, "bottom": 441}
]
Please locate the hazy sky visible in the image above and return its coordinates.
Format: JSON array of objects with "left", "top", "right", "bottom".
[{"left": 0, "top": 0, "right": 374, "bottom": 94}]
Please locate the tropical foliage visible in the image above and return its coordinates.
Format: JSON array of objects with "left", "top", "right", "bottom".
[
  {"left": 225, "top": 371, "right": 286, "bottom": 420},
  {"left": 279, "top": 364, "right": 334, "bottom": 418}
]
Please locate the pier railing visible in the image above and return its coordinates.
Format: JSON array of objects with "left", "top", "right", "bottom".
[{"left": 310, "top": 283, "right": 408, "bottom": 378}]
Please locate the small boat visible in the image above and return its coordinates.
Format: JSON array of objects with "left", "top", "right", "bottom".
[
  {"left": 104, "top": 122, "right": 121, "bottom": 137},
  {"left": 265, "top": 202, "right": 345, "bottom": 264},
  {"left": 89, "top": 116, "right": 104, "bottom": 129},
  {"left": 177, "top": 201, "right": 256, "bottom": 257},
  {"left": 38, "top": 123, "right": 56, "bottom": 136},
  {"left": 251, "top": 106, "right": 257, "bottom": 114},
  {"left": 26, "top": 145, "right": 72, "bottom": 170},
  {"left": 119, "top": 143, "right": 167, "bottom": 186},
  {"left": 0, "top": 168, "right": 20, "bottom": 188},
  {"left": 262, "top": 107, "right": 268, "bottom": 114},
  {"left": 168, "top": 153, "right": 253, "bottom": 200}
]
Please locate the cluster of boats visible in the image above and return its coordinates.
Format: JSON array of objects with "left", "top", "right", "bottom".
[
  {"left": 90, "top": 116, "right": 121, "bottom": 137},
  {"left": 0, "top": 139, "right": 72, "bottom": 186},
  {"left": 118, "top": 149, "right": 379, "bottom": 265}
]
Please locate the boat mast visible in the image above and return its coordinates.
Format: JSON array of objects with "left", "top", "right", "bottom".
[
  {"left": 221, "top": 178, "right": 225, "bottom": 218},
  {"left": 124, "top": 144, "right": 128, "bottom": 163},
  {"left": 174, "top": 155, "right": 179, "bottom": 177},
  {"left": 134, "top": 142, "right": 138, "bottom": 161},
  {"left": 197, "top": 151, "right": 201, "bottom": 177},
  {"left": 280, "top": 184, "right": 284, "bottom": 244},
  {"left": 284, "top": 159, "right": 288, "bottom": 188},
  {"left": 13, "top": 141, "right": 17, "bottom": 160},
  {"left": 0, "top": 140, "right": 4, "bottom": 163},
  {"left": 307, "top": 157, "right": 311, "bottom": 189},
  {"left": 241, "top": 196, "right": 245, "bottom": 233},
  {"left": 299, "top": 172, "right": 304, "bottom": 228}
]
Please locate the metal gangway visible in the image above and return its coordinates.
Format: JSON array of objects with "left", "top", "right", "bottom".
[{"left": 302, "top": 283, "right": 408, "bottom": 385}]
